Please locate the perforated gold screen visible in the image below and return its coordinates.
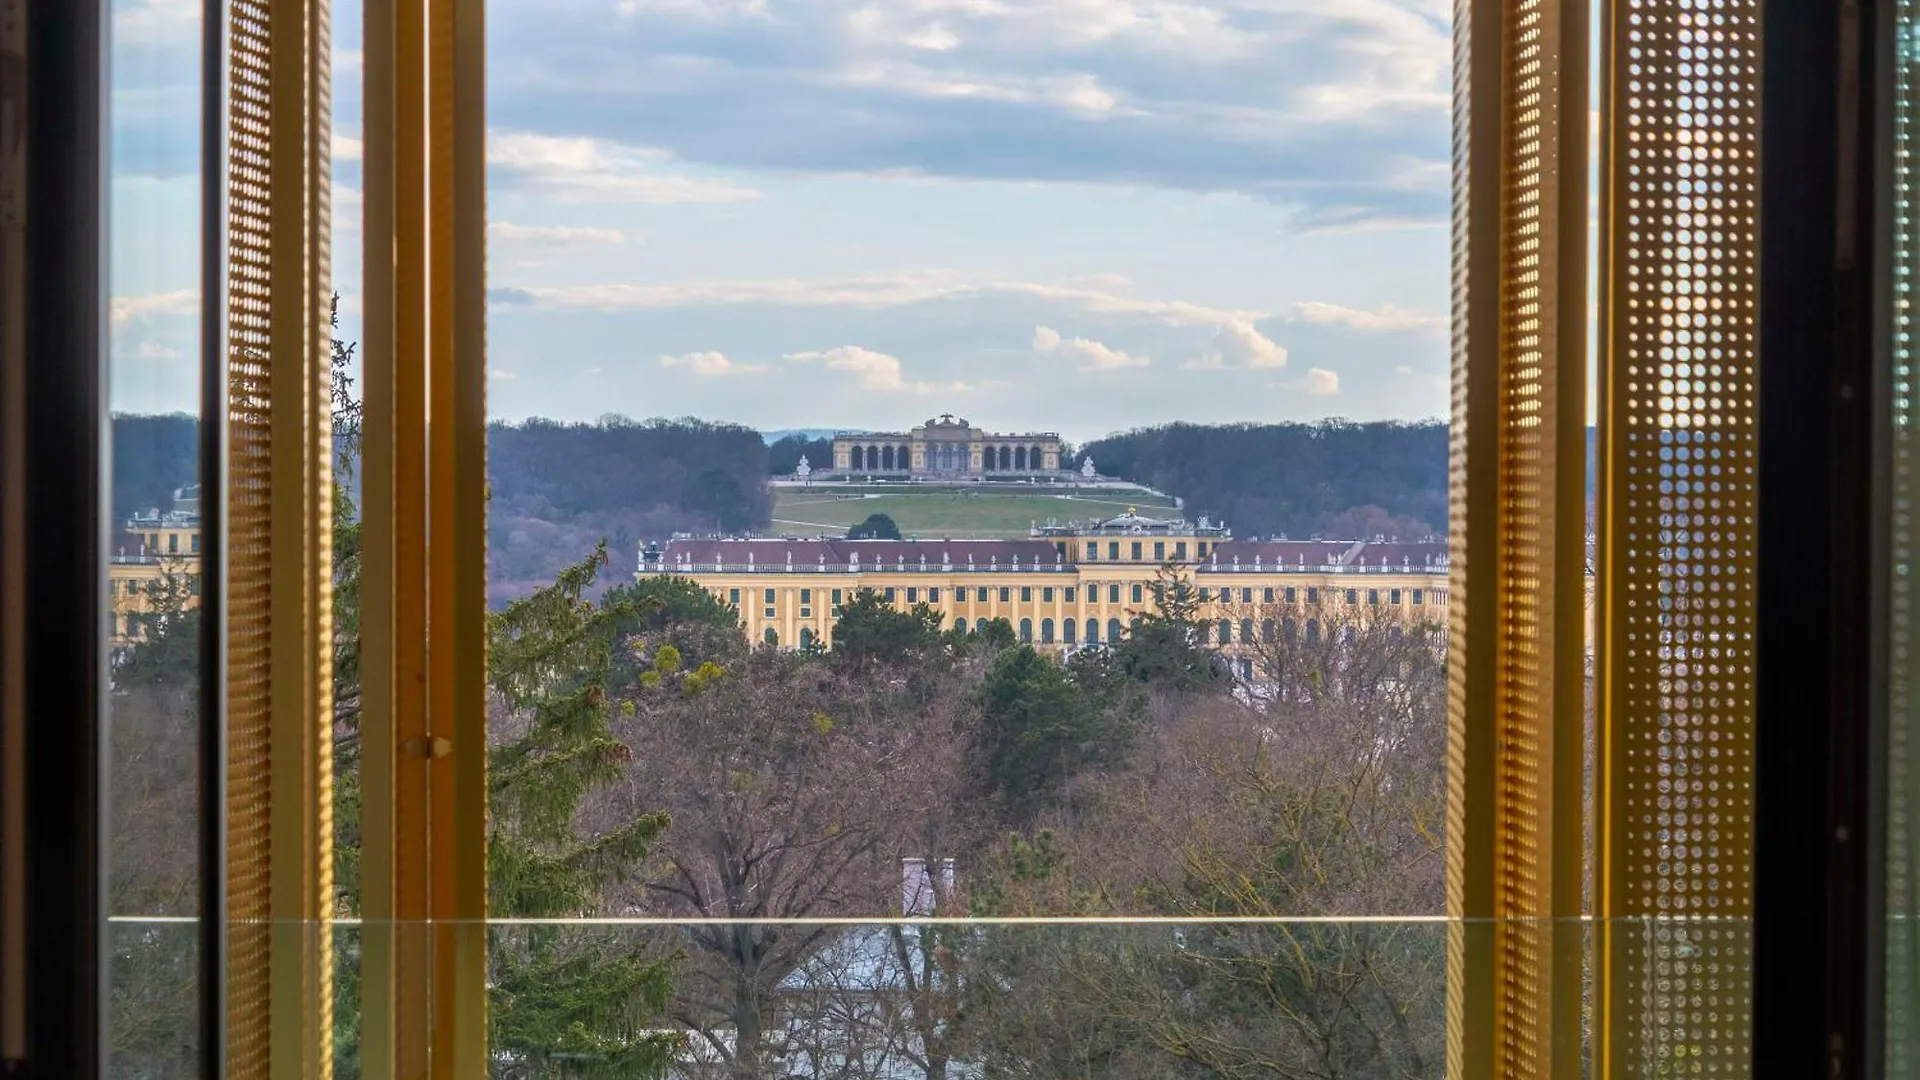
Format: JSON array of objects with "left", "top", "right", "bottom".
[
  {"left": 1887, "top": 0, "right": 1920, "bottom": 1069},
  {"left": 1596, "top": 0, "right": 1758, "bottom": 1076},
  {"left": 1448, "top": 0, "right": 1589, "bottom": 1076},
  {"left": 224, "top": 0, "right": 335, "bottom": 1076}
]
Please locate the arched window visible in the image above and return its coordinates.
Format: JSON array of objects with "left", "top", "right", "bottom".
[
  {"left": 899, "top": 444, "right": 910, "bottom": 469},
  {"left": 1306, "top": 619, "right": 1320, "bottom": 644},
  {"left": 1063, "top": 618, "right": 1076, "bottom": 644},
  {"left": 1031, "top": 445, "right": 1044, "bottom": 469},
  {"left": 764, "top": 627, "right": 779, "bottom": 647},
  {"left": 1240, "top": 618, "right": 1255, "bottom": 643},
  {"left": 1084, "top": 620, "right": 1099, "bottom": 644},
  {"left": 1015, "top": 446, "right": 1028, "bottom": 471},
  {"left": 848, "top": 445, "right": 860, "bottom": 470},
  {"left": 954, "top": 617, "right": 968, "bottom": 634},
  {"left": 1283, "top": 616, "right": 1297, "bottom": 641},
  {"left": 1020, "top": 618, "right": 1033, "bottom": 642},
  {"left": 882, "top": 445, "right": 895, "bottom": 471},
  {"left": 1041, "top": 618, "right": 1055, "bottom": 643},
  {"left": 1389, "top": 625, "right": 1403, "bottom": 643},
  {"left": 1108, "top": 618, "right": 1124, "bottom": 642},
  {"left": 799, "top": 628, "right": 815, "bottom": 650},
  {"left": 1217, "top": 618, "right": 1231, "bottom": 645},
  {"left": 867, "top": 444, "right": 880, "bottom": 471},
  {"left": 1262, "top": 618, "right": 1277, "bottom": 642},
  {"left": 1000, "top": 445, "right": 1012, "bottom": 470}
]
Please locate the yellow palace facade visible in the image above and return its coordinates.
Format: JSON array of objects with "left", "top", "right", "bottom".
[
  {"left": 640, "top": 509, "right": 1452, "bottom": 654},
  {"left": 108, "top": 489, "right": 203, "bottom": 646}
]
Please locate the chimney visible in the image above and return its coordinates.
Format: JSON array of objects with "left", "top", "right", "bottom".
[{"left": 901, "top": 857, "right": 956, "bottom": 917}]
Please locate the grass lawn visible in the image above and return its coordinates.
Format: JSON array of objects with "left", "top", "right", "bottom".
[{"left": 769, "top": 487, "right": 1180, "bottom": 538}]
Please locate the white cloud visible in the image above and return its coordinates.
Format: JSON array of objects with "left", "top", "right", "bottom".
[
  {"left": 1192, "top": 317, "right": 1289, "bottom": 370},
  {"left": 830, "top": 63, "right": 1135, "bottom": 118},
  {"left": 1305, "top": 367, "right": 1340, "bottom": 395},
  {"left": 492, "top": 370, "right": 519, "bottom": 381},
  {"left": 661, "top": 350, "right": 768, "bottom": 377},
  {"left": 783, "top": 345, "right": 969, "bottom": 394},
  {"left": 333, "top": 134, "right": 363, "bottom": 162},
  {"left": 1033, "top": 325, "right": 1151, "bottom": 371},
  {"left": 489, "top": 221, "right": 629, "bottom": 246},
  {"left": 1394, "top": 365, "right": 1416, "bottom": 377},
  {"left": 123, "top": 339, "right": 182, "bottom": 362},
  {"left": 489, "top": 131, "right": 761, "bottom": 204},
  {"left": 1291, "top": 300, "right": 1445, "bottom": 335},
  {"left": 114, "top": 0, "right": 198, "bottom": 42},
  {"left": 112, "top": 290, "right": 198, "bottom": 324}
]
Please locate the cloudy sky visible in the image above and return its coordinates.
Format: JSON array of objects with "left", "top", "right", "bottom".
[{"left": 110, "top": 0, "right": 1451, "bottom": 444}]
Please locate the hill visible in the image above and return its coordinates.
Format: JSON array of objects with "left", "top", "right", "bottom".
[
  {"left": 1081, "top": 420, "right": 1448, "bottom": 540},
  {"left": 111, "top": 414, "right": 200, "bottom": 524},
  {"left": 770, "top": 486, "right": 1180, "bottom": 539},
  {"left": 487, "top": 417, "right": 770, "bottom": 600}
]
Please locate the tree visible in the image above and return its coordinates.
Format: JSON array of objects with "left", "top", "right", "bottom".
[
  {"left": 1106, "top": 563, "right": 1228, "bottom": 695},
  {"left": 606, "top": 648, "right": 975, "bottom": 1079},
  {"left": 973, "top": 645, "right": 1139, "bottom": 817},
  {"left": 830, "top": 589, "right": 945, "bottom": 670},
  {"left": 847, "top": 512, "right": 902, "bottom": 541},
  {"left": 964, "top": 609, "right": 1447, "bottom": 1079},
  {"left": 487, "top": 544, "right": 680, "bottom": 1078}
]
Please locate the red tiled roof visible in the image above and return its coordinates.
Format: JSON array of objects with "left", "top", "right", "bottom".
[{"left": 659, "top": 537, "right": 1065, "bottom": 568}]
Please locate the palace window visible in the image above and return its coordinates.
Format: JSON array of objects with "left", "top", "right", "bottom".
[
  {"left": 168, "top": 533, "right": 178, "bottom": 553},
  {"left": 764, "top": 628, "right": 779, "bottom": 647},
  {"left": 1065, "top": 587, "right": 1077, "bottom": 603},
  {"left": 1000, "top": 588, "right": 1010, "bottom": 603},
  {"left": 1109, "top": 584, "right": 1121, "bottom": 603},
  {"left": 800, "top": 589, "right": 812, "bottom": 605},
  {"left": 1085, "top": 620, "right": 1099, "bottom": 644},
  {"left": 1131, "top": 542, "right": 1143, "bottom": 560},
  {"left": 832, "top": 588, "right": 843, "bottom": 608},
  {"left": 1021, "top": 586, "right": 1033, "bottom": 602},
  {"left": 1217, "top": 619, "right": 1230, "bottom": 645},
  {"left": 1262, "top": 619, "right": 1276, "bottom": 642},
  {"left": 799, "top": 628, "right": 814, "bottom": 650},
  {"left": 977, "top": 587, "right": 988, "bottom": 602},
  {"left": 1087, "top": 543, "right": 1097, "bottom": 560},
  {"left": 1154, "top": 541, "right": 1165, "bottom": 560},
  {"left": 954, "top": 618, "right": 967, "bottom": 634},
  {"left": 1413, "top": 589, "right": 1423, "bottom": 606},
  {"left": 765, "top": 588, "right": 776, "bottom": 604},
  {"left": 1307, "top": 620, "right": 1321, "bottom": 645},
  {"left": 1240, "top": 618, "right": 1254, "bottom": 643},
  {"left": 1131, "top": 584, "right": 1143, "bottom": 604},
  {"left": 885, "top": 588, "right": 896, "bottom": 602},
  {"left": 730, "top": 588, "right": 741, "bottom": 606},
  {"left": 1197, "top": 542, "right": 1208, "bottom": 558},
  {"left": 1308, "top": 587, "right": 1319, "bottom": 603},
  {"left": 1390, "top": 589, "right": 1401, "bottom": 604},
  {"left": 1041, "top": 619, "right": 1054, "bottom": 643},
  {"left": 1200, "top": 588, "right": 1211, "bottom": 601},
  {"left": 929, "top": 588, "right": 940, "bottom": 603},
  {"left": 1019, "top": 618, "right": 1033, "bottom": 642},
  {"left": 1285, "top": 587, "right": 1297, "bottom": 604},
  {"left": 907, "top": 588, "right": 918, "bottom": 603},
  {"left": 1107, "top": 618, "right": 1123, "bottom": 642},
  {"left": 1345, "top": 589, "right": 1358, "bottom": 605},
  {"left": 1174, "top": 542, "right": 1187, "bottom": 560},
  {"left": 1109, "top": 541, "right": 1120, "bottom": 560},
  {"left": 1042, "top": 587, "right": 1053, "bottom": 602},
  {"left": 1063, "top": 619, "right": 1076, "bottom": 644},
  {"left": 1264, "top": 588, "right": 1274, "bottom": 603},
  {"left": 1368, "top": 589, "right": 1379, "bottom": 606}
]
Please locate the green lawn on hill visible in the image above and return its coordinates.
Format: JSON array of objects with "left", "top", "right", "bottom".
[{"left": 769, "top": 487, "right": 1180, "bottom": 539}]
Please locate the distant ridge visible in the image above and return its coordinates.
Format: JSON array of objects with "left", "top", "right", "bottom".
[{"left": 762, "top": 428, "right": 849, "bottom": 445}]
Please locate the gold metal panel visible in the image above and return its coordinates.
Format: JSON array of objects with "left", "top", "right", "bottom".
[
  {"left": 225, "top": 0, "right": 334, "bottom": 1076},
  {"left": 1595, "top": 0, "right": 1758, "bottom": 1076},
  {"left": 360, "top": 0, "right": 488, "bottom": 1074},
  {"left": 1448, "top": 0, "right": 1588, "bottom": 1076}
]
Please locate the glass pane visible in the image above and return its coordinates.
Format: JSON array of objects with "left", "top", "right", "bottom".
[
  {"left": 107, "top": 0, "right": 206, "bottom": 1073},
  {"left": 472, "top": 0, "right": 1454, "bottom": 1065}
]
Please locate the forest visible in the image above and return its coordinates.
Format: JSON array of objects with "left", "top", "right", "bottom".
[{"left": 1080, "top": 420, "right": 1451, "bottom": 541}]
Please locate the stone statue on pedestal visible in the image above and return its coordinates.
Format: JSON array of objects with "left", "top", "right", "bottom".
[{"left": 1081, "top": 455, "right": 1096, "bottom": 480}]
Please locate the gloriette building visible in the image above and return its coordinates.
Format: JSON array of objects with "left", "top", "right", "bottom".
[{"left": 831, "top": 415, "right": 1066, "bottom": 477}]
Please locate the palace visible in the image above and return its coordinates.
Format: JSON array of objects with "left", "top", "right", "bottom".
[
  {"left": 108, "top": 487, "right": 203, "bottom": 646},
  {"left": 831, "top": 415, "right": 1068, "bottom": 478},
  {"left": 640, "top": 508, "right": 1452, "bottom": 658}
]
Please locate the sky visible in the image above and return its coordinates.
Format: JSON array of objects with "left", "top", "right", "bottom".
[{"left": 109, "top": 0, "right": 1452, "bottom": 445}]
